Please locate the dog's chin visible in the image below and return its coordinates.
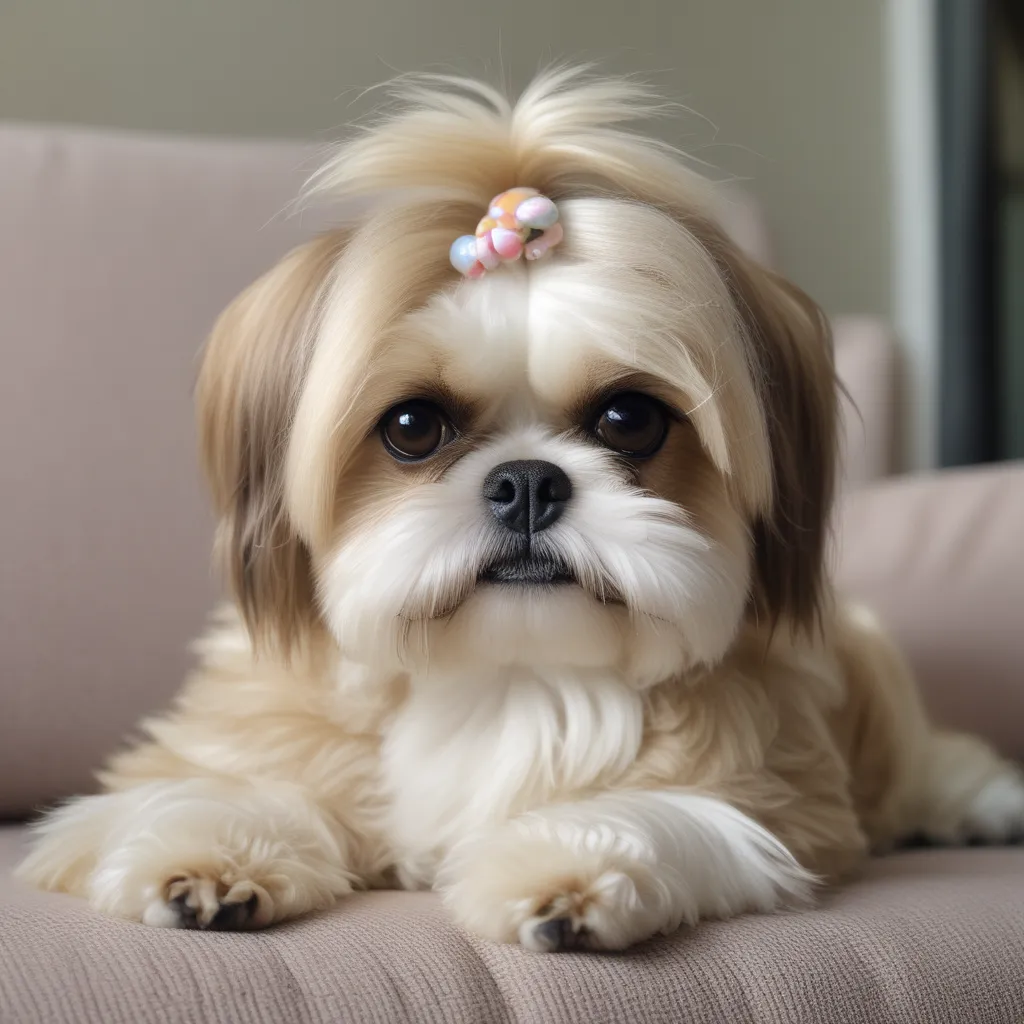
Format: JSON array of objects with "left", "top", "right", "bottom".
[
  {"left": 377, "top": 580, "right": 687, "bottom": 686},
  {"left": 410, "top": 583, "right": 630, "bottom": 671}
]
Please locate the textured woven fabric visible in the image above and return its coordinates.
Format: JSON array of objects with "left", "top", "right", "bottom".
[{"left": 3, "top": 827, "right": 1023, "bottom": 1024}]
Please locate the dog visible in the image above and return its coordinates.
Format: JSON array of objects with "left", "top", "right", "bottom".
[{"left": 18, "top": 68, "right": 1024, "bottom": 952}]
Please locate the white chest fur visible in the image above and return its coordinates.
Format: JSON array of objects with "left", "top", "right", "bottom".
[{"left": 381, "top": 667, "right": 645, "bottom": 887}]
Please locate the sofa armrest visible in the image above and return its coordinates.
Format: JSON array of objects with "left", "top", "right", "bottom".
[
  {"left": 836, "top": 463, "right": 1024, "bottom": 758},
  {"left": 833, "top": 315, "right": 899, "bottom": 490}
]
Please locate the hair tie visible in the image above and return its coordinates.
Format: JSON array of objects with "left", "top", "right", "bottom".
[{"left": 449, "top": 188, "right": 563, "bottom": 278}]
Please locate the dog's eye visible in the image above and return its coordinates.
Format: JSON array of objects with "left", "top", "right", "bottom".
[
  {"left": 592, "top": 392, "right": 669, "bottom": 458},
  {"left": 380, "top": 401, "right": 453, "bottom": 461}
]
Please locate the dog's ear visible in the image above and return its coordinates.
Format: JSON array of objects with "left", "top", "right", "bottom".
[
  {"left": 196, "top": 232, "right": 347, "bottom": 655},
  {"left": 706, "top": 231, "right": 838, "bottom": 631}
]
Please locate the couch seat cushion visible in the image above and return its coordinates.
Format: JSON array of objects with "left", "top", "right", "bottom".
[{"left": 2, "top": 827, "right": 1023, "bottom": 1024}]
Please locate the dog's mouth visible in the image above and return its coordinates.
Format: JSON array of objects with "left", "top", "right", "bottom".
[{"left": 478, "top": 553, "right": 576, "bottom": 586}]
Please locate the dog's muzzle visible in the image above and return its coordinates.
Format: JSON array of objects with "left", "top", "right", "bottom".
[{"left": 479, "top": 459, "right": 575, "bottom": 585}]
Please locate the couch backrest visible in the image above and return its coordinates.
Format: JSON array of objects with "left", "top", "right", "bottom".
[
  {"left": 0, "top": 125, "right": 338, "bottom": 815},
  {"left": 837, "top": 465, "right": 1024, "bottom": 761},
  {"left": 0, "top": 124, "right": 899, "bottom": 817}
]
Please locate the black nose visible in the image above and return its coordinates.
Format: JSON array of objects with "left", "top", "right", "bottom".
[{"left": 482, "top": 460, "right": 572, "bottom": 535}]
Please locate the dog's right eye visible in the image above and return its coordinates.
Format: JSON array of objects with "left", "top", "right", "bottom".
[{"left": 380, "top": 401, "right": 454, "bottom": 462}]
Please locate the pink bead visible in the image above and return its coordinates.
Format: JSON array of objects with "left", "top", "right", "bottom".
[
  {"left": 476, "top": 233, "right": 501, "bottom": 271},
  {"left": 491, "top": 228, "right": 524, "bottom": 260}
]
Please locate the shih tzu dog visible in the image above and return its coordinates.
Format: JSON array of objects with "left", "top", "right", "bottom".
[{"left": 19, "top": 69, "right": 1024, "bottom": 952}]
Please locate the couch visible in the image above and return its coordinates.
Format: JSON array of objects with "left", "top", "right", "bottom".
[{"left": 1, "top": 123, "right": 1022, "bottom": 1024}]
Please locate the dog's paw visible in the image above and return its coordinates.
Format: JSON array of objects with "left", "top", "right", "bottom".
[
  {"left": 959, "top": 773, "right": 1024, "bottom": 844},
  {"left": 514, "top": 869, "right": 649, "bottom": 952},
  {"left": 915, "top": 734, "right": 1024, "bottom": 847},
  {"left": 142, "top": 872, "right": 272, "bottom": 930},
  {"left": 442, "top": 834, "right": 664, "bottom": 952},
  {"left": 19, "top": 780, "right": 356, "bottom": 928},
  {"left": 919, "top": 764, "right": 1024, "bottom": 846}
]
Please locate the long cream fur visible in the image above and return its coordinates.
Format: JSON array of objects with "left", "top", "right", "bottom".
[{"left": 18, "top": 69, "right": 1024, "bottom": 950}]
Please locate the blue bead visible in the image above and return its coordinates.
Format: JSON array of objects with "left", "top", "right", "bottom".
[{"left": 449, "top": 235, "right": 479, "bottom": 274}]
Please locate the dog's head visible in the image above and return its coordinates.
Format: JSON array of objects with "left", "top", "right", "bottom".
[{"left": 197, "top": 70, "right": 837, "bottom": 685}]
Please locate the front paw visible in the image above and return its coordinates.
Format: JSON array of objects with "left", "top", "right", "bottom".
[
  {"left": 513, "top": 869, "right": 652, "bottom": 952},
  {"left": 88, "top": 841, "right": 347, "bottom": 930},
  {"left": 441, "top": 834, "right": 665, "bottom": 952},
  {"left": 19, "top": 781, "right": 355, "bottom": 928},
  {"left": 440, "top": 794, "right": 815, "bottom": 952},
  {"left": 142, "top": 871, "right": 272, "bottom": 930}
]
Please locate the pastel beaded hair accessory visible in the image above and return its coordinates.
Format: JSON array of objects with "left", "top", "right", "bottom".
[{"left": 449, "top": 187, "right": 564, "bottom": 278}]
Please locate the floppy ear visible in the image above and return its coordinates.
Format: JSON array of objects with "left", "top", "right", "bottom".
[
  {"left": 196, "top": 231, "right": 347, "bottom": 655},
  {"left": 707, "top": 232, "right": 838, "bottom": 631}
]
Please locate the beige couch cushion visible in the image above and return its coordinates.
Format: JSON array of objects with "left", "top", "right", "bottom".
[
  {"left": 0, "top": 125, "right": 328, "bottom": 816},
  {"left": 837, "top": 465, "right": 1024, "bottom": 759},
  {"left": 833, "top": 315, "right": 898, "bottom": 489},
  {"left": 2, "top": 827, "right": 1022, "bottom": 1023}
]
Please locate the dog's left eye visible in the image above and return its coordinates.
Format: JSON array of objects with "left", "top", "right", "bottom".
[
  {"left": 380, "top": 401, "right": 454, "bottom": 461},
  {"left": 592, "top": 392, "right": 669, "bottom": 458}
]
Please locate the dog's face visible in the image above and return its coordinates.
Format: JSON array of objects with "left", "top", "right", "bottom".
[
  {"left": 314, "top": 253, "right": 755, "bottom": 684},
  {"left": 197, "top": 74, "right": 836, "bottom": 686}
]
